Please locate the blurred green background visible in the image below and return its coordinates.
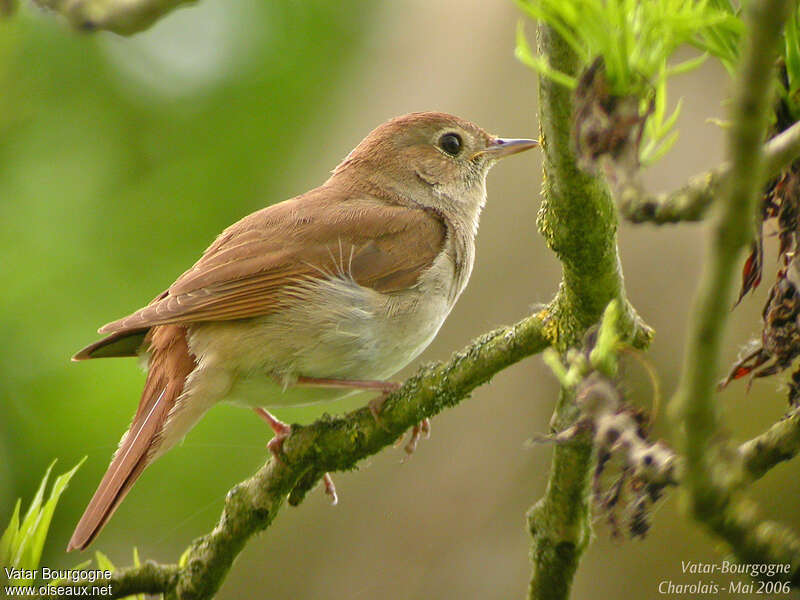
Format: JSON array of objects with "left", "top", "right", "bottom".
[{"left": 2, "top": 1, "right": 799, "bottom": 598}]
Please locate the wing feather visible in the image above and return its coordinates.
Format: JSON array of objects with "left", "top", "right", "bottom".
[{"left": 95, "top": 187, "right": 447, "bottom": 337}]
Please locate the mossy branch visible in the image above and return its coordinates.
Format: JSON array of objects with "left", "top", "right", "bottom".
[
  {"left": 668, "top": 0, "right": 800, "bottom": 583},
  {"left": 620, "top": 118, "right": 800, "bottom": 224},
  {"left": 525, "top": 16, "right": 652, "bottom": 600},
  {"left": 739, "top": 407, "right": 800, "bottom": 484},
  {"left": 43, "top": 312, "right": 550, "bottom": 600},
  {"left": 654, "top": 408, "right": 800, "bottom": 493}
]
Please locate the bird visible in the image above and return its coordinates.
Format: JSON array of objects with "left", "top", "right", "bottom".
[{"left": 67, "top": 111, "right": 537, "bottom": 551}]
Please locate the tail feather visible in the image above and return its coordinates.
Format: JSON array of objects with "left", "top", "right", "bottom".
[
  {"left": 72, "top": 329, "right": 148, "bottom": 361},
  {"left": 67, "top": 325, "right": 196, "bottom": 551}
]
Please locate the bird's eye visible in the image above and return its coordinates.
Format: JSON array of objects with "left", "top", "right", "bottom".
[{"left": 438, "top": 133, "right": 462, "bottom": 156}]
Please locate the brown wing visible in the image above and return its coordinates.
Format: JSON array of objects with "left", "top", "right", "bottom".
[{"left": 96, "top": 186, "right": 446, "bottom": 337}]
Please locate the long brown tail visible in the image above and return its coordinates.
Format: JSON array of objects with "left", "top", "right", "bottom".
[{"left": 67, "top": 325, "right": 195, "bottom": 551}]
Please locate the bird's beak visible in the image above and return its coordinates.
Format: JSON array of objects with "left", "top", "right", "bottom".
[
  {"left": 486, "top": 137, "right": 539, "bottom": 157},
  {"left": 473, "top": 137, "right": 539, "bottom": 160}
]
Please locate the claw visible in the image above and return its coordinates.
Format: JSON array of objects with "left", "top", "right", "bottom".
[
  {"left": 420, "top": 417, "right": 431, "bottom": 439},
  {"left": 254, "top": 408, "right": 291, "bottom": 461},
  {"left": 254, "top": 407, "right": 339, "bottom": 505},
  {"left": 267, "top": 434, "right": 287, "bottom": 459},
  {"left": 403, "top": 419, "right": 432, "bottom": 455},
  {"left": 368, "top": 396, "right": 387, "bottom": 423},
  {"left": 368, "top": 385, "right": 400, "bottom": 432},
  {"left": 323, "top": 473, "right": 338, "bottom": 505},
  {"left": 404, "top": 426, "right": 422, "bottom": 455},
  {"left": 254, "top": 378, "right": 403, "bottom": 505}
]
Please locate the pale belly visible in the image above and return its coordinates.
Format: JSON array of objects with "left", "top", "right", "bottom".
[{"left": 183, "top": 275, "right": 454, "bottom": 408}]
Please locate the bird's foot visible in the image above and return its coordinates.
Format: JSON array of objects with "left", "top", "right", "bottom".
[
  {"left": 254, "top": 407, "right": 338, "bottom": 506},
  {"left": 400, "top": 418, "right": 431, "bottom": 455},
  {"left": 253, "top": 407, "right": 291, "bottom": 459},
  {"left": 323, "top": 473, "right": 338, "bottom": 505},
  {"left": 363, "top": 382, "right": 401, "bottom": 432},
  {"left": 258, "top": 378, "right": 403, "bottom": 503},
  {"left": 292, "top": 376, "right": 400, "bottom": 425}
]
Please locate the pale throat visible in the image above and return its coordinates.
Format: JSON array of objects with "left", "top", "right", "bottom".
[
  {"left": 427, "top": 178, "right": 487, "bottom": 302},
  {"left": 432, "top": 175, "right": 488, "bottom": 238}
]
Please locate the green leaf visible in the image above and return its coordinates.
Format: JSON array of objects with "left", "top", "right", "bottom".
[
  {"left": 651, "top": 73, "right": 667, "bottom": 131},
  {"left": 642, "top": 130, "right": 679, "bottom": 165},
  {"left": 514, "top": 1, "right": 585, "bottom": 57},
  {"left": 706, "top": 117, "right": 732, "bottom": 128},
  {"left": 785, "top": 10, "right": 800, "bottom": 94},
  {"left": 542, "top": 348, "right": 571, "bottom": 388},
  {"left": 50, "top": 559, "right": 92, "bottom": 587},
  {"left": 28, "top": 457, "right": 86, "bottom": 571},
  {"left": 666, "top": 52, "right": 708, "bottom": 76},
  {"left": 661, "top": 97, "right": 683, "bottom": 134},
  {"left": 0, "top": 499, "right": 21, "bottom": 566},
  {"left": 1, "top": 458, "right": 85, "bottom": 585},
  {"left": 516, "top": 0, "right": 743, "bottom": 166},
  {"left": 11, "top": 460, "right": 55, "bottom": 576},
  {"left": 516, "top": 21, "right": 577, "bottom": 89},
  {"left": 178, "top": 546, "right": 192, "bottom": 568},
  {"left": 19, "top": 462, "right": 54, "bottom": 529},
  {"left": 94, "top": 550, "right": 116, "bottom": 572},
  {"left": 590, "top": 300, "right": 622, "bottom": 376},
  {"left": 92, "top": 549, "right": 146, "bottom": 600},
  {"left": 131, "top": 548, "right": 146, "bottom": 600}
]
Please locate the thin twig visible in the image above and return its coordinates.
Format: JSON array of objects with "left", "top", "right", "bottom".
[
  {"left": 634, "top": 406, "right": 800, "bottom": 494},
  {"left": 738, "top": 407, "right": 800, "bottom": 484},
  {"left": 620, "top": 120, "right": 800, "bottom": 224},
  {"left": 669, "top": 0, "right": 800, "bottom": 584}
]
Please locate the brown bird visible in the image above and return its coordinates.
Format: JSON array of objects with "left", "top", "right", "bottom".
[{"left": 67, "top": 112, "right": 537, "bottom": 551}]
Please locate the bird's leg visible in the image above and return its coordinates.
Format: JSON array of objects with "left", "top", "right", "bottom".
[
  {"left": 252, "top": 407, "right": 338, "bottom": 505},
  {"left": 366, "top": 383, "right": 401, "bottom": 429},
  {"left": 295, "top": 375, "right": 400, "bottom": 394},
  {"left": 293, "top": 375, "right": 400, "bottom": 427},
  {"left": 294, "top": 377, "right": 432, "bottom": 456},
  {"left": 291, "top": 376, "right": 430, "bottom": 470},
  {"left": 253, "top": 407, "right": 291, "bottom": 457}
]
